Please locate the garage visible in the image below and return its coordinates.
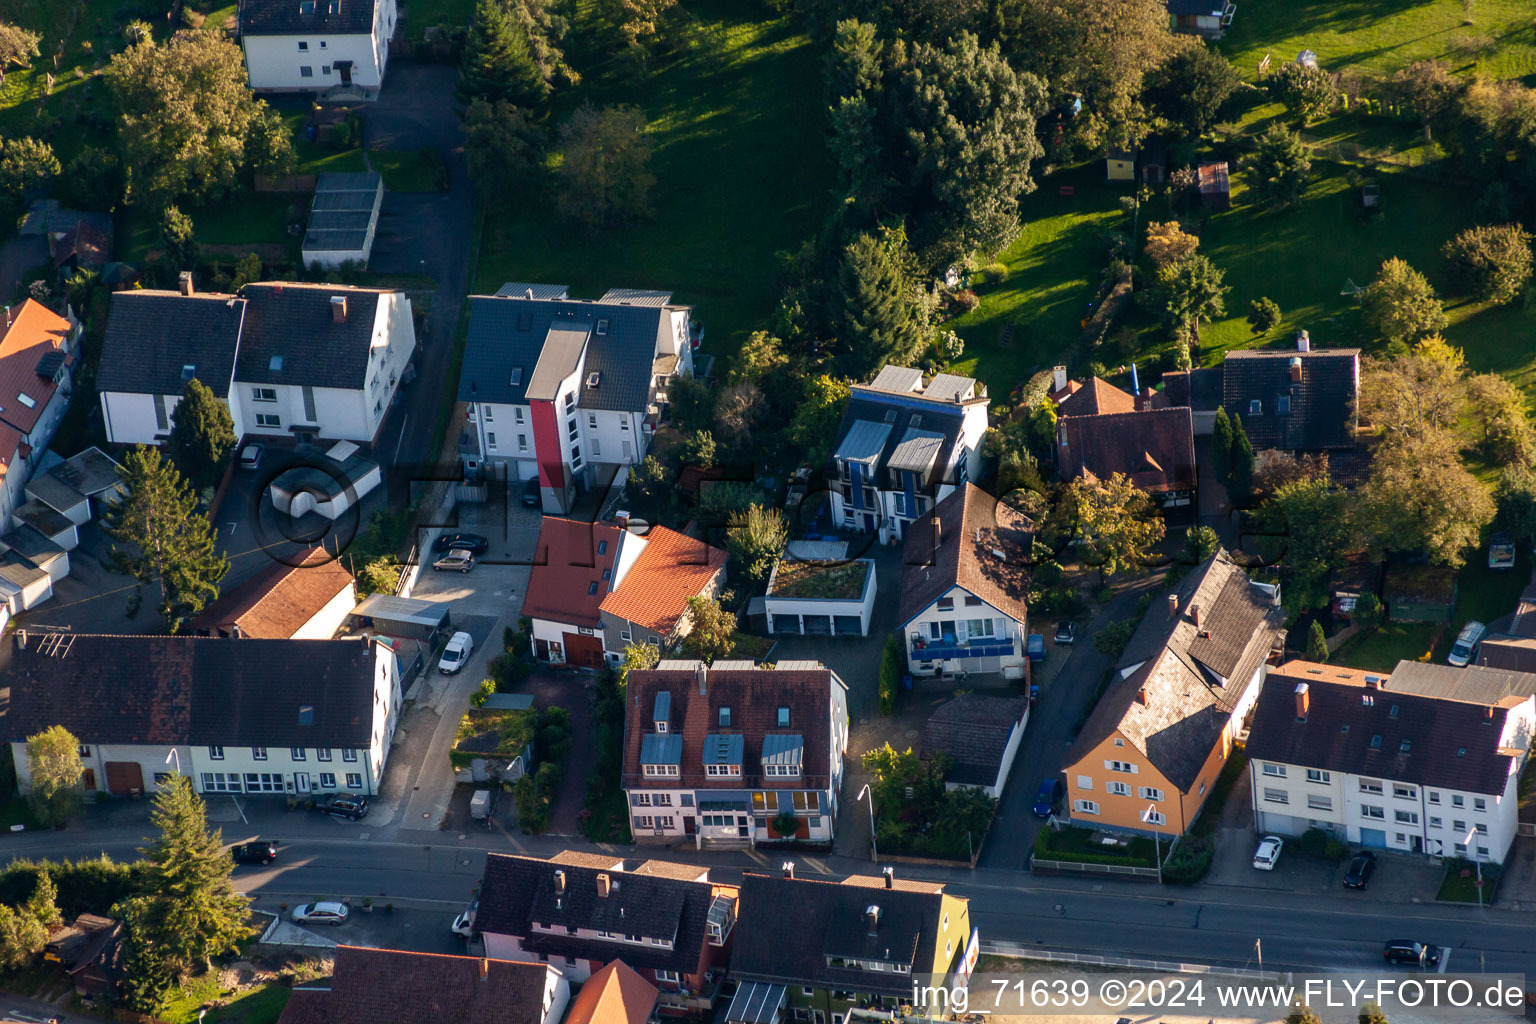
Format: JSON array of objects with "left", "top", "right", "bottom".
[
  {"left": 562, "top": 632, "right": 605, "bottom": 670},
  {"left": 801, "top": 615, "right": 832, "bottom": 635},
  {"left": 834, "top": 615, "right": 863, "bottom": 635},
  {"left": 104, "top": 761, "right": 144, "bottom": 796}
]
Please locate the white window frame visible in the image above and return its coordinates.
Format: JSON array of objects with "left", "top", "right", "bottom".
[
  {"left": 1073, "top": 799, "right": 1100, "bottom": 815},
  {"left": 346, "top": 773, "right": 363, "bottom": 789}
]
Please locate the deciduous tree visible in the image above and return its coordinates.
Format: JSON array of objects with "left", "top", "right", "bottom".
[
  {"left": 787, "top": 375, "right": 851, "bottom": 467},
  {"left": 1362, "top": 258, "right": 1447, "bottom": 347},
  {"left": 555, "top": 104, "right": 654, "bottom": 230},
  {"left": 0, "top": 904, "right": 46, "bottom": 970},
  {"left": 1258, "top": 472, "right": 1352, "bottom": 611},
  {"left": 1143, "top": 43, "right": 1240, "bottom": 138},
  {"left": 167, "top": 378, "right": 236, "bottom": 493},
  {"left": 1158, "top": 253, "right": 1228, "bottom": 341},
  {"left": 725, "top": 504, "right": 789, "bottom": 582},
  {"left": 24, "top": 726, "right": 83, "bottom": 828},
  {"left": 1442, "top": 223, "right": 1533, "bottom": 304},
  {"left": 681, "top": 429, "right": 718, "bottom": 467},
  {"left": 1266, "top": 61, "right": 1338, "bottom": 125},
  {"left": 244, "top": 106, "right": 296, "bottom": 177},
  {"left": 1063, "top": 473, "right": 1166, "bottom": 582},
  {"left": 1360, "top": 334, "right": 1466, "bottom": 439},
  {"left": 0, "top": 21, "right": 41, "bottom": 81},
  {"left": 462, "top": 99, "right": 544, "bottom": 199},
  {"left": 1143, "top": 220, "right": 1199, "bottom": 267},
  {"left": 1183, "top": 524, "right": 1220, "bottom": 564},
  {"left": 680, "top": 595, "right": 736, "bottom": 664},
  {"left": 0, "top": 136, "right": 59, "bottom": 222},
  {"left": 1465, "top": 372, "right": 1534, "bottom": 466},
  {"left": 1359, "top": 431, "right": 1495, "bottom": 566},
  {"left": 1247, "top": 124, "right": 1311, "bottom": 209}
]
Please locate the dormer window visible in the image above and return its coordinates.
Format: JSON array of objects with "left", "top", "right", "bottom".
[
  {"left": 1249, "top": 399, "right": 1262, "bottom": 415},
  {"left": 596, "top": 319, "right": 609, "bottom": 335}
]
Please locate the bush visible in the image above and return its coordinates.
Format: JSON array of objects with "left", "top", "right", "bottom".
[
  {"left": 878, "top": 635, "right": 904, "bottom": 715},
  {"left": 0, "top": 857, "right": 147, "bottom": 919},
  {"left": 951, "top": 289, "right": 980, "bottom": 313},
  {"left": 1297, "top": 827, "right": 1328, "bottom": 857},
  {"left": 489, "top": 653, "right": 530, "bottom": 691},
  {"left": 470, "top": 679, "right": 495, "bottom": 708},
  {"left": 982, "top": 262, "right": 1007, "bottom": 284},
  {"left": 1160, "top": 836, "right": 1213, "bottom": 883},
  {"left": 1092, "top": 620, "right": 1136, "bottom": 660},
  {"left": 1324, "top": 839, "right": 1349, "bottom": 861},
  {"left": 1033, "top": 830, "right": 1149, "bottom": 868}
]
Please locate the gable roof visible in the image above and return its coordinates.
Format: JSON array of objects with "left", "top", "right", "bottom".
[
  {"left": 474, "top": 853, "right": 727, "bottom": 975},
  {"left": 0, "top": 299, "right": 73, "bottom": 436},
  {"left": 520, "top": 518, "right": 623, "bottom": 627},
  {"left": 1056, "top": 406, "right": 1196, "bottom": 494},
  {"left": 565, "top": 961, "right": 658, "bottom": 1024},
  {"left": 1220, "top": 348, "right": 1360, "bottom": 451},
  {"left": 275, "top": 946, "right": 554, "bottom": 1024},
  {"left": 237, "top": 283, "right": 390, "bottom": 391},
  {"left": 4, "top": 633, "right": 381, "bottom": 747},
  {"left": 1055, "top": 377, "right": 1135, "bottom": 417},
  {"left": 1246, "top": 661, "right": 1528, "bottom": 795},
  {"left": 1161, "top": 367, "right": 1223, "bottom": 412},
  {"left": 51, "top": 220, "right": 108, "bottom": 269},
  {"left": 97, "top": 291, "right": 245, "bottom": 397},
  {"left": 191, "top": 547, "right": 355, "bottom": 638},
  {"left": 921, "top": 694, "right": 1029, "bottom": 787},
  {"left": 622, "top": 661, "right": 844, "bottom": 790},
  {"left": 1068, "top": 550, "right": 1287, "bottom": 791},
  {"left": 240, "top": 0, "right": 379, "bottom": 35},
  {"left": 897, "top": 484, "right": 1031, "bottom": 626},
  {"left": 599, "top": 526, "right": 726, "bottom": 635}
]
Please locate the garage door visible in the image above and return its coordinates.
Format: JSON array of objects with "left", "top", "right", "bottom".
[
  {"left": 834, "top": 615, "right": 863, "bottom": 636},
  {"left": 562, "top": 632, "right": 606, "bottom": 670},
  {"left": 802, "top": 615, "right": 832, "bottom": 635},
  {"left": 1359, "top": 827, "right": 1387, "bottom": 849},
  {"left": 104, "top": 762, "right": 145, "bottom": 796}
]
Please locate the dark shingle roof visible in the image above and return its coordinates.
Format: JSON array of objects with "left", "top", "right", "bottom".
[
  {"left": 97, "top": 291, "right": 245, "bottom": 396},
  {"left": 1162, "top": 367, "right": 1223, "bottom": 412},
  {"left": 921, "top": 694, "right": 1029, "bottom": 786},
  {"left": 5, "top": 633, "right": 380, "bottom": 747},
  {"left": 240, "top": 0, "right": 379, "bottom": 35},
  {"left": 829, "top": 397, "right": 964, "bottom": 489},
  {"left": 1056, "top": 406, "right": 1196, "bottom": 494},
  {"left": 236, "top": 283, "right": 388, "bottom": 390},
  {"left": 897, "top": 484, "right": 1031, "bottom": 627},
  {"left": 275, "top": 946, "right": 553, "bottom": 1024},
  {"left": 1220, "top": 348, "right": 1360, "bottom": 451}
]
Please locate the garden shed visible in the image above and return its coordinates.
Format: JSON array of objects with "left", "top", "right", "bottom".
[
  {"left": 301, "top": 172, "right": 384, "bottom": 271},
  {"left": 1198, "top": 162, "right": 1231, "bottom": 210}
]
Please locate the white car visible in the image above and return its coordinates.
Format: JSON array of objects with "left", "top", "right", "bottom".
[
  {"left": 439, "top": 631, "right": 474, "bottom": 674},
  {"left": 433, "top": 551, "right": 475, "bottom": 573},
  {"left": 1252, "top": 835, "right": 1284, "bottom": 871},
  {"left": 291, "top": 901, "right": 349, "bottom": 925}
]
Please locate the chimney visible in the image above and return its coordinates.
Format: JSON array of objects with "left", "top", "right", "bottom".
[
  {"left": 881, "top": 866, "right": 894, "bottom": 889},
  {"left": 525, "top": 287, "right": 534, "bottom": 299},
  {"left": 16, "top": 629, "right": 25, "bottom": 649},
  {"left": 1289, "top": 356, "right": 1303, "bottom": 384},
  {"left": 596, "top": 873, "right": 611, "bottom": 898},
  {"left": 1190, "top": 605, "right": 1203, "bottom": 629},
  {"left": 3, "top": 306, "right": 10, "bottom": 328},
  {"left": 554, "top": 869, "right": 566, "bottom": 893},
  {"left": 930, "top": 516, "right": 942, "bottom": 552},
  {"left": 1294, "top": 682, "right": 1310, "bottom": 720},
  {"left": 1052, "top": 365, "right": 1067, "bottom": 393},
  {"left": 615, "top": 509, "right": 630, "bottom": 530},
  {"left": 331, "top": 296, "right": 347, "bottom": 322},
  {"left": 479, "top": 958, "right": 489, "bottom": 981},
  {"left": 1296, "top": 330, "right": 1310, "bottom": 353},
  {"left": 178, "top": 271, "right": 194, "bottom": 296},
  {"left": 696, "top": 665, "right": 707, "bottom": 695},
  {"left": 1485, "top": 705, "right": 1495, "bottom": 720},
  {"left": 1364, "top": 676, "right": 1379, "bottom": 690},
  {"left": 864, "top": 905, "right": 881, "bottom": 935},
  {"left": 1167, "top": 593, "right": 1179, "bottom": 619},
  {"left": 781, "top": 861, "right": 794, "bottom": 879},
  {"left": 1137, "top": 686, "right": 1148, "bottom": 705}
]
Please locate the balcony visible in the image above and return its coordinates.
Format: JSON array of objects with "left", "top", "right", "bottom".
[{"left": 909, "top": 636, "right": 1017, "bottom": 661}]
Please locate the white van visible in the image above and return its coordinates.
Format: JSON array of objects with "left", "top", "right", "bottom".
[{"left": 1447, "top": 621, "right": 1487, "bottom": 667}]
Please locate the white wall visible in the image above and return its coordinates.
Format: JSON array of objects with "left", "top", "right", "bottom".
[
  {"left": 242, "top": 14, "right": 391, "bottom": 93},
  {"left": 763, "top": 562, "right": 877, "bottom": 637},
  {"left": 481, "top": 933, "right": 594, "bottom": 983},
  {"left": 101, "top": 391, "right": 170, "bottom": 446},
  {"left": 292, "top": 583, "right": 357, "bottom": 640},
  {"left": 902, "top": 586, "right": 1025, "bottom": 677}
]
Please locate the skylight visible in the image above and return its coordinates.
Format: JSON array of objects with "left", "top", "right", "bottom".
[
  {"left": 17, "top": 393, "right": 35, "bottom": 409},
  {"left": 510, "top": 367, "right": 523, "bottom": 386},
  {"left": 270, "top": 355, "right": 284, "bottom": 372}
]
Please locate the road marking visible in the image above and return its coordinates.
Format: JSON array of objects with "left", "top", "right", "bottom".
[
  {"left": 393, "top": 415, "right": 409, "bottom": 464},
  {"left": 1438, "top": 947, "right": 1450, "bottom": 973}
]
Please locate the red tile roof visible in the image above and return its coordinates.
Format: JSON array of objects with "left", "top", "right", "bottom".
[
  {"left": 600, "top": 525, "right": 726, "bottom": 635},
  {"left": 564, "top": 961, "right": 658, "bottom": 1024},
  {"left": 1055, "top": 377, "right": 1134, "bottom": 417},
  {"left": 1056, "top": 406, "right": 1197, "bottom": 493},
  {"left": 520, "top": 517, "right": 623, "bottom": 627},
  {"left": 0, "top": 299, "right": 72, "bottom": 435},
  {"left": 190, "top": 546, "right": 355, "bottom": 638},
  {"left": 896, "top": 483, "right": 1032, "bottom": 626}
]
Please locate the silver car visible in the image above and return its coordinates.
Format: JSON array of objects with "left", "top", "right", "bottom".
[{"left": 433, "top": 551, "right": 475, "bottom": 573}]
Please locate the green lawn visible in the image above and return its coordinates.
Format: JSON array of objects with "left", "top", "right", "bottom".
[
  {"left": 371, "top": 149, "right": 446, "bottom": 193},
  {"left": 1035, "top": 825, "right": 1158, "bottom": 867},
  {"left": 400, "top": 0, "right": 474, "bottom": 40},
  {"left": 1334, "top": 622, "right": 1442, "bottom": 670},
  {"left": 0, "top": 798, "right": 39, "bottom": 830},
  {"left": 475, "top": 0, "right": 834, "bottom": 368},
  {"left": 1436, "top": 860, "right": 1499, "bottom": 903},
  {"left": 1217, "top": 0, "right": 1536, "bottom": 83},
  {"left": 161, "top": 972, "right": 292, "bottom": 1024},
  {"left": 119, "top": 193, "right": 301, "bottom": 262}
]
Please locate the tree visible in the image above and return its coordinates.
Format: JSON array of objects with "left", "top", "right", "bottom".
[
  {"left": 229, "top": 252, "right": 263, "bottom": 292},
  {"left": 24, "top": 726, "right": 83, "bottom": 828},
  {"left": 680, "top": 595, "right": 736, "bottom": 664},
  {"left": 1212, "top": 406, "right": 1233, "bottom": 483},
  {"left": 1259, "top": 473, "right": 1352, "bottom": 611},
  {"left": 358, "top": 556, "right": 401, "bottom": 596},
  {"left": 1093, "top": 619, "right": 1137, "bottom": 660},
  {"left": 101, "top": 446, "right": 229, "bottom": 631},
  {"left": 106, "top": 32, "right": 269, "bottom": 205},
  {"left": 1466, "top": 373, "right": 1534, "bottom": 466},
  {"left": 832, "top": 223, "right": 931, "bottom": 377},
  {"left": 682, "top": 429, "right": 718, "bottom": 467},
  {"left": 1389, "top": 61, "right": 1462, "bottom": 130},
  {"left": 1143, "top": 43, "right": 1240, "bottom": 138},
  {"left": 458, "top": 0, "right": 546, "bottom": 107},
  {"left": 611, "top": 0, "right": 676, "bottom": 51},
  {"left": 1306, "top": 620, "right": 1330, "bottom": 662},
  {"left": 0, "top": 136, "right": 59, "bottom": 221},
  {"left": 0, "top": 904, "right": 46, "bottom": 970},
  {"left": 1359, "top": 431, "right": 1495, "bottom": 566},
  {"left": 167, "top": 379, "right": 236, "bottom": 492},
  {"left": 61, "top": 145, "right": 124, "bottom": 211},
  {"left": 1360, "top": 334, "right": 1467, "bottom": 440},
  {"left": 1183, "top": 525, "right": 1220, "bottom": 564},
  {"left": 713, "top": 382, "right": 765, "bottom": 450},
  {"left": 725, "top": 504, "right": 789, "bottom": 582},
  {"left": 1442, "top": 224, "right": 1533, "bottom": 304},
  {"left": 1063, "top": 473, "right": 1166, "bottom": 582},
  {"left": 24, "top": 871, "right": 61, "bottom": 932},
  {"left": 1143, "top": 220, "right": 1199, "bottom": 267},
  {"left": 159, "top": 205, "right": 197, "bottom": 271},
  {"left": 462, "top": 99, "right": 544, "bottom": 199},
  {"left": 1229, "top": 415, "right": 1255, "bottom": 496},
  {"left": 787, "top": 374, "right": 851, "bottom": 467},
  {"left": 1158, "top": 253, "right": 1229, "bottom": 340},
  {"left": 1267, "top": 61, "right": 1338, "bottom": 125},
  {"left": 1286, "top": 1002, "right": 1322, "bottom": 1024},
  {"left": 244, "top": 106, "right": 296, "bottom": 177},
  {"left": 0, "top": 21, "right": 41, "bottom": 81},
  {"left": 555, "top": 104, "right": 654, "bottom": 230},
  {"left": 1247, "top": 297, "right": 1282, "bottom": 335},
  {"left": 1362, "top": 258, "right": 1447, "bottom": 347},
  {"left": 1498, "top": 463, "right": 1536, "bottom": 545},
  {"left": 618, "top": 641, "right": 660, "bottom": 685},
  {"left": 727, "top": 331, "right": 790, "bottom": 388},
  {"left": 1247, "top": 124, "right": 1311, "bottom": 209},
  {"left": 1359, "top": 1003, "right": 1390, "bottom": 1024}
]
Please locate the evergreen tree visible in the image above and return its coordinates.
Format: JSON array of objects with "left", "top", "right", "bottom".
[
  {"left": 1183, "top": 525, "right": 1220, "bottom": 564},
  {"left": 1212, "top": 406, "right": 1234, "bottom": 482},
  {"left": 458, "top": 0, "right": 545, "bottom": 108},
  {"left": 24, "top": 872, "right": 61, "bottom": 931},
  {"left": 101, "top": 446, "right": 229, "bottom": 631},
  {"left": 1230, "top": 415, "right": 1256, "bottom": 497},
  {"left": 1247, "top": 123, "right": 1312, "bottom": 210},
  {"left": 1247, "top": 296, "right": 1282, "bottom": 335},
  {"left": 1307, "top": 620, "right": 1329, "bottom": 662},
  {"left": 833, "top": 223, "right": 930, "bottom": 377},
  {"left": 159, "top": 205, "right": 197, "bottom": 270},
  {"left": 1158, "top": 253, "right": 1229, "bottom": 341},
  {"left": 167, "top": 378, "right": 236, "bottom": 493}
]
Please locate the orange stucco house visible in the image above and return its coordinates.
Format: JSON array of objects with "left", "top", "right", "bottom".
[{"left": 1063, "top": 550, "right": 1287, "bottom": 835}]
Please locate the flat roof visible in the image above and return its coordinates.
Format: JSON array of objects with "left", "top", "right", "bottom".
[{"left": 351, "top": 592, "right": 450, "bottom": 628}]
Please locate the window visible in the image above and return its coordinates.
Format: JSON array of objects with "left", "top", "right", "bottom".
[
  {"left": 1105, "top": 760, "right": 1137, "bottom": 774},
  {"left": 320, "top": 40, "right": 327, "bottom": 48},
  {"left": 1454, "top": 842, "right": 1468, "bottom": 855},
  {"left": 589, "top": 414, "right": 598, "bottom": 429},
  {"left": 1305, "top": 769, "right": 1330, "bottom": 783},
  {"left": 793, "top": 792, "right": 820, "bottom": 811},
  {"left": 202, "top": 773, "right": 241, "bottom": 793},
  {"left": 291, "top": 748, "right": 306, "bottom": 761},
  {"left": 642, "top": 764, "right": 680, "bottom": 778},
  {"left": 1474, "top": 797, "right": 1487, "bottom": 811},
  {"left": 1428, "top": 791, "right": 1441, "bottom": 804},
  {"left": 1393, "top": 784, "right": 1416, "bottom": 800},
  {"left": 571, "top": 447, "right": 582, "bottom": 469},
  {"left": 1076, "top": 775, "right": 1093, "bottom": 791},
  {"left": 346, "top": 773, "right": 362, "bottom": 788},
  {"left": 567, "top": 418, "right": 579, "bottom": 441},
  {"left": 718, "top": 707, "right": 732, "bottom": 727},
  {"left": 300, "top": 65, "right": 313, "bottom": 77},
  {"left": 518, "top": 434, "right": 528, "bottom": 452},
  {"left": 244, "top": 773, "right": 283, "bottom": 792},
  {"left": 1264, "top": 788, "right": 1288, "bottom": 805},
  {"left": 1453, "top": 819, "right": 1467, "bottom": 832},
  {"left": 298, "top": 41, "right": 309, "bottom": 50},
  {"left": 937, "top": 597, "right": 954, "bottom": 611},
  {"left": 515, "top": 407, "right": 525, "bottom": 424},
  {"left": 252, "top": 387, "right": 277, "bottom": 402},
  {"left": 1429, "top": 816, "right": 1442, "bottom": 829},
  {"left": 777, "top": 707, "right": 791, "bottom": 727},
  {"left": 1144, "top": 810, "right": 1166, "bottom": 826},
  {"left": 1138, "top": 786, "right": 1164, "bottom": 801},
  {"left": 1359, "top": 779, "right": 1383, "bottom": 794},
  {"left": 966, "top": 618, "right": 995, "bottom": 638},
  {"left": 256, "top": 414, "right": 281, "bottom": 428},
  {"left": 592, "top": 438, "right": 601, "bottom": 459},
  {"left": 1307, "top": 794, "right": 1332, "bottom": 811},
  {"left": 1073, "top": 799, "right": 1100, "bottom": 815},
  {"left": 1361, "top": 805, "right": 1385, "bottom": 820},
  {"left": 634, "top": 793, "right": 653, "bottom": 807},
  {"left": 486, "top": 433, "right": 497, "bottom": 450},
  {"left": 704, "top": 764, "right": 741, "bottom": 778},
  {"left": 597, "top": 319, "right": 610, "bottom": 336},
  {"left": 322, "top": 65, "right": 332, "bottom": 75},
  {"left": 1249, "top": 399, "right": 1262, "bottom": 415},
  {"left": 77, "top": 744, "right": 91, "bottom": 758},
  {"left": 635, "top": 815, "right": 654, "bottom": 829},
  {"left": 1277, "top": 396, "right": 1290, "bottom": 414},
  {"left": 318, "top": 748, "right": 331, "bottom": 762},
  {"left": 342, "top": 750, "right": 357, "bottom": 762},
  {"left": 655, "top": 970, "right": 678, "bottom": 985},
  {"left": 1477, "top": 845, "right": 1490, "bottom": 858},
  {"left": 320, "top": 773, "right": 336, "bottom": 788},
  {"left": 1107, "top": 781, "right": 1131, "bottom": 796},
  {"left": 155, "top": 397, "right": 169, "bottom": 431},
  {"left": 1475, "top": 822, "right": 1488, "bottom": 835},
  {"left": 1452, "top": 795, "right": 1465, "bottom": 807},
  {"left": 253, "top": 747, "right": 268, "bottom": 761},
  {"left": 1394, "top": 810, "right": 1419, "bottom": 825},
  {"left": 1263, "top": 763, "right": 1287, "bottom": 777},
  {"left": 208, "top": 746, "right": 224, "bottom": 760},
  {"left": 654, "top": 794, "right": 673, "bottom": 806}
]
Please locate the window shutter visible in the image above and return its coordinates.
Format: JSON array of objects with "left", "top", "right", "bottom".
[{"left": 629, "top": 792, "right": 643, "bottom": 806}]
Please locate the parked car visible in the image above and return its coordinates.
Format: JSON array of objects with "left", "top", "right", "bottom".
[
  {"left": 439, "top": 631, "right": 474, "bottom": 674},
  {"left": 1447, "top": 620, "right": 1487, "bottom": 668},
  {"left": 521, "top": 477, "right": 541, "bottom": 508},
  {"left": 292, "top": 901, "right": 349, "bottom": 926},
  {"left": 1252, "top": 835, "right": 1284, "bottom": 870},
  {"left": 1032, "top": 779, "right": 1064, "bottom": 818},
  {"left": 434, "top": 532, "right": 489, "bottom": 554},
  {"left": 1488, "top": 533, "right": 1515, "bottom": 570},
  {"left": 238, "top": 443, "right": 265, "bottom": 470},
  {"left": 312, "top": 795, "right": 370, "bottom": 820},
  {"left": 433, "top": 551, "right": 475, "bottom": 573},
  {"left": 230, "top": 840, "right": 278, "bottom": 864},
  {"left": 451, "top": 896, "right": 480, "bottom": 938},
  {"left": 1383, "top": 939, "right": 1439, "bottom": 967},
  {"left": 1343, "top": 850, "right": 1377, "bottom": 890},
  {"left": 1054, "top": 620, "right": 1076, "bottom": 646}
]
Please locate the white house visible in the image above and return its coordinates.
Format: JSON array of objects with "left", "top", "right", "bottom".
[
  {"left": 98, "top": 275, "right": 415, "bottom": 447},
  {"left": 8, "top": 631, "right": 400, "bottom": 798},
  {"left": 457, "top": 285, "right": 696, "bottom": 513},
  {"left": 239, "top": 0, "right": 397, "bottom": 98},
  {"left": 897, "top": 483, "right": 1031, "bottom": 680},
  {"left": 921, "top": 694, "right": 1030, "bottom": 798},
  {"left": 828, "top": 365, "right": 990, "bottom": 545},
  {"left": 621, "top": 660, "right": 850, "bottom": 846},
  {"left": 1246, "top": 660, "right": 1536, "bottom": 864},
  {"left": 0, "top": 300, "right": 81, "bottom": 532}
]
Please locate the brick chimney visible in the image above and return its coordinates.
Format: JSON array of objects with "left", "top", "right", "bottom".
[
  {"left": 178, "top": 271, "right": 194, "bottom": 296},
  {"left": 1136, "top": 686, "right": 1148, "bottom": 705},
  {"left": 1190, "top": 605, "right": 1203, "bottom": 629},
  {"left": 615, "top": 509, "right": 631, "bottom": 530},
  {"left": 782, "top": 861, "right": 794, "bottom": 879},
  {"left": 1167, "top": 593, "right": 1179, "bottom": 619},
  {"left": 554, "top": 869, "right": 566, "bottom": 893},
  {"left": 330, "top": 296, "right": 347, "bottom": 323},
  {"left": 1289, "top": 356, "right": 1303, "bottom": 384},
  {"left": 596, "top": 873, "right": 611, "bottom": 898},
  {"left": 479, "top": 958, "right": 489, "bottom": 981},
  {"left": 1294, "top": 681, "right": 1309, "bottom": 720}
]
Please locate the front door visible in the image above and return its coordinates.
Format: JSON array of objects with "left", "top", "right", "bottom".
[
  {"left": 338, "top": 61, "right": 353, "bottom": 87},
  {"left": 296, "top": 773, "right": 311, "bottom": 794},
  {"left": 82, "top": 769, "right": 96, "bottom": 791},
  {"left": 1410, "top": 835, "right": 1423, "bottom": 854},
  {"left": 683, "top": 816, "right": 696, "bottom": 836}
]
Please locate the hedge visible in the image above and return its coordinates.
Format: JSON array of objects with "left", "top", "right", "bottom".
[
  {"left": 1032, "top": 830, "right": 1150, "bottom": 869},
  {"left": 878, "top": 636, "right": 903, "bottom": 715},
  {"left": 0, "top": 857, "right": 149, "bottom": 918}
]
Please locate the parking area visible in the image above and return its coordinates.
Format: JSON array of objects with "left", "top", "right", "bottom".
[{"left": 257, "top": 902, "right": 467, "bottom": 957}]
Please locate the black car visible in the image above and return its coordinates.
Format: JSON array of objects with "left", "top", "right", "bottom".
[
  {"left": 1383, "top": 939, "right": 1439, "bottom": 967},
  {"left": 434, "top": 532, "right": 489, "bottom": 555},
  {"left": 521, "top": 477, "right": 541, "bottom": 508},
  {"left": 230, "top": 840, "right": 278, "bottom": 864},
  {"left": 312, "top": 795, "right": 370, "bottom": 820},
  {"left": 1054, "top": 620, "right": 1076, "bottom": 646},
  {"left": 1343, "top": 850, "right": 1377, "bottom": 889}
]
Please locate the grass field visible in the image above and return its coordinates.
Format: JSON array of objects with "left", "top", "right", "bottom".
[
  {"left": 399, "top": 0, "right": 474, "bottom": 40},
  {"left": 475, "top": 0, "right": 834, "bottom": 366},
  {"left": 161, "top": 970, "right": 292, "bottom": 1024},
  {"left": 1217, "top": 0, "right": 1536, "bottom": 83}
]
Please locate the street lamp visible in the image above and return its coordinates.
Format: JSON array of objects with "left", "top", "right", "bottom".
[
  {"left": 1465, "top": 827, "right": 1484, "bottom": 910},
  {"left": 164, "top": 749, "right": 181, "bottom": 775},
  {"left": 858, "top": 784, "right": 878, "bottom": 864},
  {"left": 1141, "top": 803, "right": 1163, "bottom": 884}
]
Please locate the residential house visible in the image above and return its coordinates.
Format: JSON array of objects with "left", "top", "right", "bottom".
[
  {"left": 827, "top": 365, "right": 989, "bottom": 545},
  {"left": 897, "top": 483, "right": 1031, "bottom": 680},
  {"left": 921, "top": 694, "right": 1030, "bottom": 799},
  {"left": 728, "top": 870, "right": 972, "bottom": 1023},
  {"left": 598, "top": 520, "right": 727, "bottom": 665},
  {"left": 622, "top": 660, "right": 849, "bottom": 845},
  {"left": 521, "top": 517, "right": 624, "bottom": 668},
  {"left": 98, "top": 276, "right": 416, "bottom": 447},
  {"left": 1166, "top": 0, "right": 1234, "bottom": 37},
  {"left": 191, "top": 546, "right": 356, "bottom": 639},
  {"left": 473, "top": 852, "right": 738, "bottom": 1014},
  {"left": 456, "top": 285, "right": 696, "bottom": 513},
  {"left": 43, "top": 914, "right": 123, "bottom": 998},
  {"left": 1246, "top": 659, "right": 1536, "bottom": 863},
  {"left": 24, "top": 447, "right": 122, "bottom": 528},
  {"left": 276, "top": 945, "right": 569, "bottom": 1024},
  {"left": 5, "top": 632, "right": 401, "bottom": 798},
  {"left": 1063, "top": 550, "right": 1287, "bottom": 835},
  {"left": 1478, "top": 583, "right": 1536, "bottom": 673},
  {"left": 239, "top": 0, "right": 397, "bottom": 97},
  {"left": 0, "top": 299, "right": 80, "bottom": 531},
  {"left": 564, "top": 961, "right": 659, "bottom": 1024},
  {"left": 1051, "top": 373, "right": 1196, "bottom": 510}
]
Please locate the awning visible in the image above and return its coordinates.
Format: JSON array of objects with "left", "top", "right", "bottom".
[{"left": 726, "top": 982, "right": 787, "bottom": 1024}]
